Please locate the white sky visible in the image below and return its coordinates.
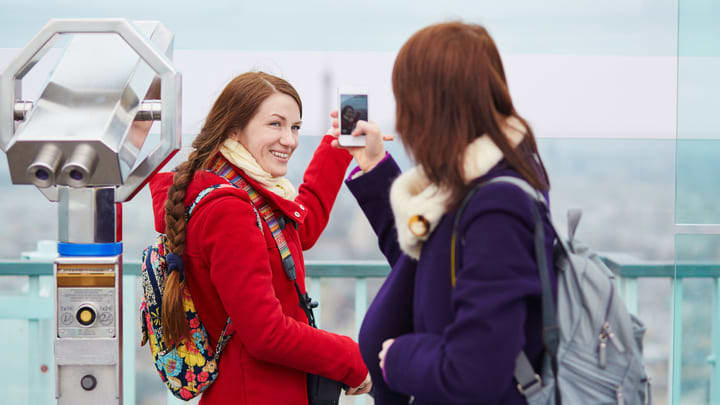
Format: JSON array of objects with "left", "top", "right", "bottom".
[
  {"left": 0, "top": 49, "right": 687, "bottom": 139},
  {"left": 5, "top": 1, "right": 718, "bottom": 140}
]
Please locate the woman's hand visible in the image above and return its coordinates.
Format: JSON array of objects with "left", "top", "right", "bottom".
[
  {"left": 346, "top": 373, "right": 372, "bottom": 395},
  {"left": 378, "top": 338, "right": 395, "bottom": 374},
  {"left": 329, "top": 110, "right": 393, "bottom": 173}
]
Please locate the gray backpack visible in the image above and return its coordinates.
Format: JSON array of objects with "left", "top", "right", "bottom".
[{"left": 452, "top": 176, "right": 652, "bottom": 405}]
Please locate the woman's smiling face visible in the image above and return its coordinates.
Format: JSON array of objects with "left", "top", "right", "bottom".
[{"left": 231, "top": 92, "right": 302, "bottom": 177}]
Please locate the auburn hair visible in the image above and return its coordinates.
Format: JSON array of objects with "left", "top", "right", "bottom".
[
  {"left": 162, "top": 72, "right": 301, "bottom": 344},
  {"left": 392, "top": 22, "right": 549, "bottom": 209}
]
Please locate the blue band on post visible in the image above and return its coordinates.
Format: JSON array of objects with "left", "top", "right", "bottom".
[{"left": 58, "top": 242, "right": 123, "bottom": 257}]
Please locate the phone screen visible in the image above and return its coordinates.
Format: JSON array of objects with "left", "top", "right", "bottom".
[{"left": 340, "top": 94, "right": 368, "bottom": 135}]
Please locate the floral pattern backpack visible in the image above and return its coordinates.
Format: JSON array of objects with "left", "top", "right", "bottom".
[{"left": 140, "top": 185, "right": 234, "bottom": 401}]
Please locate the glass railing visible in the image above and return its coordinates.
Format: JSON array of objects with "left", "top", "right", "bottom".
[
  {"left": 674, "top": 2, "right": 720, "bottom": 404},
  {"left": 1, "top": 255, "right": 719, "bottom": 404},
  {"left": 0, "top": 256, "right": 389, "bottom": 405}
]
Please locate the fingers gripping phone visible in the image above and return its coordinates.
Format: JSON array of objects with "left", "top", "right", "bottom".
[{"left": 338, "top": 87, "right": 368, "bottom": 147}]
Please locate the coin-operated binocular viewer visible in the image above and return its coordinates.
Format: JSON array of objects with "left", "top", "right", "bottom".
[{"left": 0, "top": 19, "right": 181, "bottom": 404}]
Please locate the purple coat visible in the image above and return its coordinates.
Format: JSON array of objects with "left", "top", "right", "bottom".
[{"left": 346, "top": 155, "right": 556, "bottom": 404}]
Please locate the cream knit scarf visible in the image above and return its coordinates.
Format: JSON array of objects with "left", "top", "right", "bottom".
[
  {"left": 389, "top": 117, "right": 526, "bottom": 259},
  {"left": 219, "top": 138, "right": 298, "bottom": 200}
]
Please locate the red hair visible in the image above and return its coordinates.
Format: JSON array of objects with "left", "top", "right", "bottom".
[{"left": 392, "top": 22, "right": 549, "bottom": 208}]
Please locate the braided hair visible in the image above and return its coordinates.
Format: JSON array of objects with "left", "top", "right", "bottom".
[{"left": 162, "top": 72, "right": 302, "bottom": 344}]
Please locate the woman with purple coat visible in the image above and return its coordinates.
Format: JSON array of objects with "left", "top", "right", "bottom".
[{"left": 329, "top": 22, "right": 556, "bottom": 404}]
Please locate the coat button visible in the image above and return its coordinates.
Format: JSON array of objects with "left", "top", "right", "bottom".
[
  {"left": 408, "top": 215, "right": 429, "bottom": 237},
  {"left": 299, "top": 204, "right": 305, "bottom": 210},
  {"left": 294, "top": 211, "right": 301, "bottom": 218}
]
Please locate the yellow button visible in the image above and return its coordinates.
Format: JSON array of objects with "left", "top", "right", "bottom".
[
  {"left": 408, "top": 215, "right": 430, "bottom": 237},
  {"left": 79, "top": 309, "right": 93, "bottom": 323}
]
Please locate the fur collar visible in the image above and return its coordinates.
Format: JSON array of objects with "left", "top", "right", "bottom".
[{"left": 389, "top": 117, "right": 526, "bottom": 259}]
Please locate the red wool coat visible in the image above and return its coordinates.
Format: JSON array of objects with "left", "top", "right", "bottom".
[{"left": 149, "top": 136, "right": 367, "bottom": 405}]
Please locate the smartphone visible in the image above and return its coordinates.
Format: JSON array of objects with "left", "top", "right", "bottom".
[{"left": 337, "top": 87, "right": 368, "bottom": 147}]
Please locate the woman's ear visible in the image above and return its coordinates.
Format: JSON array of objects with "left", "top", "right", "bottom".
[{"left": 228, "top": 128, "right": 244, "bottom": 143}]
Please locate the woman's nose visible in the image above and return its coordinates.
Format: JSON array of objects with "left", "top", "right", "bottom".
[{"left": 280, "top": 128, "right": 297, "bottom": 148}]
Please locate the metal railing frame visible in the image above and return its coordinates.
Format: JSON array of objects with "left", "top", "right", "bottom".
[{"left": 1, "top": 259, "right": 719, "bottom": 404}]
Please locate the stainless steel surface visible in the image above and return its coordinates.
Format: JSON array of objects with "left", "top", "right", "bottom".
[
  {"left": 55, "top": 339, "right": 119, "bottom": 365},
  {"left": 135, "top": 99, "right": 162, "bottom": 121},
  {"left": 26, "top": 143, "right": 62, "bottom": 188},
  {"left": 0, "top": 19, "right": 181, "bottom": 201},
  {"left": 52, "top": 255, "right": 120, "bottom": 266},
  {"left": 54, "top": 255, "right": 122, "bottom": 404},
  {"left": 7, "top": 140, "right": 123, "bottom": 186},
  {"left": 114, "top": 22, "right": 181, "bottom": 202},
  {"left": 57, "top": 288, "right": 115, "bottom": 338},
  {"left": 39, "top": 186, "right": 60, "bottom": 202},
  {"left": 58, "top": 187, "right": 116, "bottom": 244},
  {"left": 60, "top": 144, "right": 98, "bottom": 188},
  {"left": 13, "top": 100, "right": 33, "bottom": 121},
  {"left": 57, "top": 365, "right": 119, "bottom": 404}
]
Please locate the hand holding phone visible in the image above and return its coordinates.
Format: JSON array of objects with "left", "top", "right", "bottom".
[
  {"left": 330, "top": 116, "right": 388, "bottom": 172},
  {"left": 337, "top": 87, "right": 368, "bottom": 147}
]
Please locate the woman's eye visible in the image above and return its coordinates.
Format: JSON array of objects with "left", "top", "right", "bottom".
[
  {"left": 269, "top": 121, "right": 281, "bottom": 127},
  {"left": 291, "top": 125, "right": 301, "bottom": 131}
]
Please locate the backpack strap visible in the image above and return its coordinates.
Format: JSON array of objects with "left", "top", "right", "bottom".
[
  {"left": 450, "top": 175, "right": 560, "bottom": 402},
  {"left": 183, "top": 183, "right": 238, "bottom": 350},
  {"left": 209, "top": 156, "right": 319, "bottom": 328},
  {"left": 482, "top": 177, "right": 559, "bottom": 355},
  {"left": 566, "top": 208, "right": 582, "bottom": 251},
  {"left": 514, "top": 351, "right": 543, "bottom": 397},
  {"left": 187, "top": 184, "right": 234, "bottom": 220}
]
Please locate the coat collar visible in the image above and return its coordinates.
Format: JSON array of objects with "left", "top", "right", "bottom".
[
  {"left": 149, "top": 156, "right": 307, "bottom": 234},
  {"left": 389, "top": 117, "right": 526, "bottom": 260}
]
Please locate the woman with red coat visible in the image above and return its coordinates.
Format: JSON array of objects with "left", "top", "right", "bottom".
[{"left": 149, "top": 72, "right": 370, "bottom": 404}]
